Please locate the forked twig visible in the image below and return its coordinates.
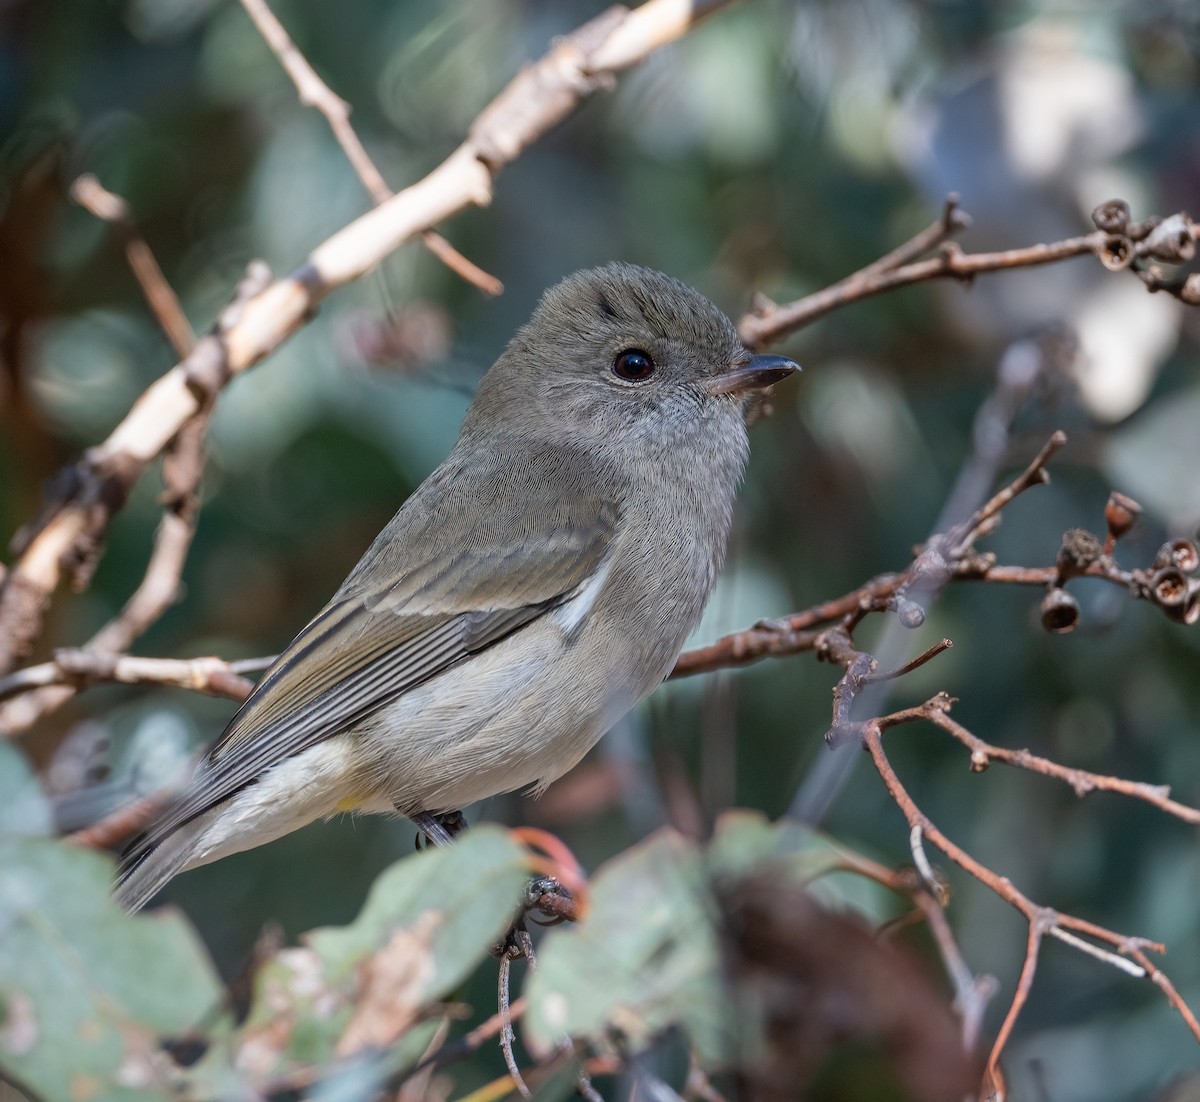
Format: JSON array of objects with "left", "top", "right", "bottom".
[
  {"left": 237, "top": 0, "right": 503, "bottom": 295},
  {"left": 69, "top": 174, "right": 196, "bottom": 356}
]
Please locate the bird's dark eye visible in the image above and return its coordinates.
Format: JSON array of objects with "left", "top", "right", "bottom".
[{"left": 612, "top": 348, "right": 656, "bottom": 382}]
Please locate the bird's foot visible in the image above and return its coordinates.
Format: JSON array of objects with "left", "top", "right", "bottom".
[
  {"left": 524, "top": 874, "right": 576, "bottom": 924},
  {"left": 410, "top": 808, "right": 468, "bottom": 849},
  {"left": 490, "top": 875, "right": 578, "bottom": 959}
]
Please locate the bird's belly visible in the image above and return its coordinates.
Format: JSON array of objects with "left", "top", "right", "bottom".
[
  {"left": 350, "top": 616, "right": 665, "bottom": 816},
  {"left": 183, "top": 737, "right": 368, "bottom": 869}
]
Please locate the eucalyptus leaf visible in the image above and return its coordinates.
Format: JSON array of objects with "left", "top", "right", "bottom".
[
  {"left": 0, "top": 837, "right": 222, "bottom": 1102},
  {"left": 524, "top": 814, "right": 898, "bottom": 1069},
  {"left": 195, "top": 825, "right": 529, "bottom": 1088},
  {"left": 310, "top": 824, "right": 528, "bottom": 982},
  {"left": 523, "top": 829, "right": 725, "bottom": 1065}
]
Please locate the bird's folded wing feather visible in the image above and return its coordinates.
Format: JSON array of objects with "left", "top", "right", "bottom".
[{"left": 123, "top": 448, "right": 620, "bottom": 859}]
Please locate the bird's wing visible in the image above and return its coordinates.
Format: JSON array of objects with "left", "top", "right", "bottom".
[{"left": 123, "top": 446, "right": 620, "bottom": 860}]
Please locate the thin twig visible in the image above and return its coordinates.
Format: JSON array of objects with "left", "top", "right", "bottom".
[
  {"left": 239, "top": 0, "right": 502, "bottom": 295},
  {"left": 741, "top": 235, "right": 1095, "bottom": 348},
  {"left": 867, "top": 639, "right": 953, "bottom": 683},
  {"left": 498, "top": 951, "right": 532, "bottom": 1099},
  {"left": 859, "top": 193, "right": 973, "bottom": 278},
  {"left": 0, "top": 652, "right": 262, "bottom": 707},
  {"left": 396, "top": 997, "right": 528, "bottom": 1086},
  {"left": 984, "top": 918, "right": 1045, "bottom": 1099},
  {"left": 395, "top": 1014, "right": 454, "bottom": 1102},
  {"left": 915, "top": 897, "right": 998, "bottom": 1053},
  {"left": 1127, "top": 945, "right": 1200, "bottom": 1041},
  {"left": 823, "top": 851, "right": 995, "bottom": 1054},
  {"left": 908, "top": 825, "right": 939, "bottom": 896},
  {"left": 238, "top": 0, "right": 390, "bottom": 201},
  {"left": 69, "top": 174, "right": 196, "bottom": 357},
  {"left": 575, "top": 1066, "right": 606, "bottom": 1102},
  {"left": 1047, "top": 927, "right": 1145, "bottom": 978},
  {"left": 946, "top": 431, "right": 1067, "bottom": 554},
  {"left": 684, "top": 1057, "right": 730, "bottom": 1102},
  {"left": 888, "top": 694, "right": 1200, "bottom": 827},
  {"left": 738, "top": 209, "right": 1200, "bottom": 350},
  {"left": 419, "top": 230, "right": 504, "bottom": 296}
]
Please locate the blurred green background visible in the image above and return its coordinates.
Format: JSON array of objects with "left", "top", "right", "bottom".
[{"left": 3, "top": 1, "right": 1200, "bottom": 1098}]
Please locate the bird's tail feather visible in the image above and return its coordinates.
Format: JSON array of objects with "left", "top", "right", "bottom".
[{"left": 114, "top": 826, "right": 197, "bottom": 912}]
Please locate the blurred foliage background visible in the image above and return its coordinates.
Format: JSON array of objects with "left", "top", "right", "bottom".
[{"left": 3, "top": 0, "right": 1200, "bottom": 1098}]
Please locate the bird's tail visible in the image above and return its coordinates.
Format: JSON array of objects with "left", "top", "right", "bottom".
[{"left": 114, "top": 821, "right": 200, "bottom": 912}]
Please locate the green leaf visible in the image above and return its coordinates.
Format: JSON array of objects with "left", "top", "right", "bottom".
[
  {"left": 0, "top": 836, "right": 222, "bottom": 1102},
  {"left": 310, "top": 824, "right": 528, "bottom": 982},
  {"left": 523, "top": 829, "right": 725, "bottom": 1065},
  {"left": 194, "top": 825, "right": 529, "bottom": 1089},
  {"left": 523, "top": 814, "right": 898, "bottom": 1071}
]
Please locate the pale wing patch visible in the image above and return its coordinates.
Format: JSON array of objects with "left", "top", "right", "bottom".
[{"left": 551, "top": 552, "right": 615, "bottom": 640}]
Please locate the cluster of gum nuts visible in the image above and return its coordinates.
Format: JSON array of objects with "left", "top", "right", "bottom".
[{"left": 1042, "top": 492, "right": 1200, "bottom": 632}]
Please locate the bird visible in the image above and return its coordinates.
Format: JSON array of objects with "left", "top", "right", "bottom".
[{"left": 115, "top": 263, "right": 798, "bottom": 911}]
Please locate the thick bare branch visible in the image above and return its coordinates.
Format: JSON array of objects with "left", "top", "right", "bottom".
[{"left": 0, "top": 0, "right": 732, "bottom": 676}]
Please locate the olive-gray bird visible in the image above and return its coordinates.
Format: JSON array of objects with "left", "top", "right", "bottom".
[{"left": 116, "top": 263, "right": 797, "bottom": 911}]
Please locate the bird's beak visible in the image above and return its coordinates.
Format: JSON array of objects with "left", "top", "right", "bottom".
[{"left": 706, "top": 353, "right": 800, "bottom": 396}]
